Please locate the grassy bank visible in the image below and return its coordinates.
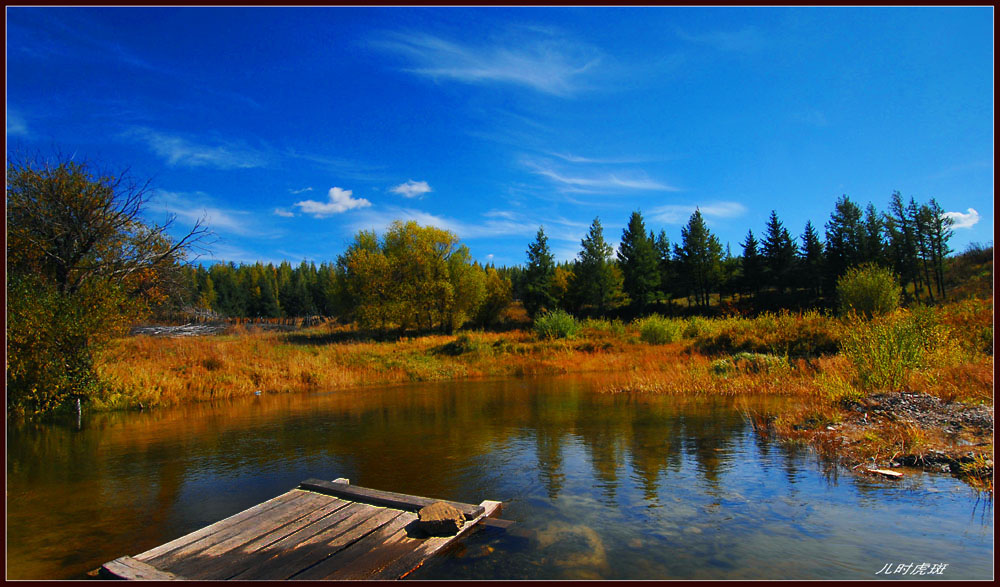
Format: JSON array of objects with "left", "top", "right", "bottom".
[{"left": 94, "top": 299, "right": 993, "bottom": 489}]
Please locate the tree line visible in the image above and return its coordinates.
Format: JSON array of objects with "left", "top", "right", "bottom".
[
  {"left": 170, "top": 221, "right": 513, "bottom": 333},
  {"left": 515, "top": 192, "right": 956, "bottom": 319},
  {"left": 172, "top": 191, "right": 957, "bottom": 325}
]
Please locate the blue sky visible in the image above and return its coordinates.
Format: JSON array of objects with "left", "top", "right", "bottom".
[{"left": 6, "top": 7, "right": 993, "bottom": 267}]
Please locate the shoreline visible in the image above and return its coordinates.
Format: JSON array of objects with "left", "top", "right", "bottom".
[{"left": 90, "top": 315, "right": 993, "bottom": 491}]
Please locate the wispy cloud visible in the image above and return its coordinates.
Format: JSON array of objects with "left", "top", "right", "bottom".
[
  {"left": 548, "top": 152, "right": 646, "bottom": 164},
  {"left": 124, "top": 127, "right": 268, "bottom": 169},
  {"left": 273, "top": 208, "right": 295, "bottom": 218},
  {"left": 149, "top": 191, "right": 259, "bottom": 236},
  {"left": 372, "top": 28, "right": 602, "bottom": 96},
  {"left": 290, "top": 186, "right": 313, "bottom": 195},
  {"left": 6, "top": 110, "right": 29, "bottom": 137},
  {"left": 649, "top": 202, "right": 748, "bottom": 225},
  {"left": 525, "top": 160, "right": 679, "bottom": 192},
  {"left": 390, "top": 180, "right": 432, "bottom": 199},
  {"left": 295, "top": 187, "right": 372, "bottom": 217},
  {"left": 943, "top": 207, "right": 980, "bottom": 229},
  {"left": 676, "top": 26, "right": 766, "bottom": 53},
  {"left": 286, "top": 149, "right": 390, "bottom": 181}
]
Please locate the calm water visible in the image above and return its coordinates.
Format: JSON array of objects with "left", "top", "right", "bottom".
[{"left": 6, "top": 376, "right": 993, "bottom": 580}]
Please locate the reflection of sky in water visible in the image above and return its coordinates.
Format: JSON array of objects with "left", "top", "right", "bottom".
[{"left": 6, "top": 375, "right": 993, "bottom": 579}]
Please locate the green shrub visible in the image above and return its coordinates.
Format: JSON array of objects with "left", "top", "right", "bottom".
[
  {"left": 837, "top": 264, "right": 901, "bottom": 318},
  {"left": 683, "top": 316, "right": 713, "bottom": 339},
  {"left": 534, "top": 309, "right": 580, "bottom": 340},
  {"left": 636, "top": 314, "right": 682, "bottom": 344},
  {"left": 840, "top": 310, "right": 946, "bottom": 391},
  {"left": 437, "top": 333, "right": 479, "bottom": 356},
  {"left": 711, "top": 358, "right": 734, "bottom": 376},
  {"left": 730, "top": 352, "right": 789, "bottom": 374}
]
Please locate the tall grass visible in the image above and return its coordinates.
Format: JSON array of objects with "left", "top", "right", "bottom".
[
  {"left": 635, "top": 314, "right": 682, "bottom": 344},
  {"left": 534, "top": 310, "right": 580, "bottom": 340},
  {"left": 839, "top": 309, "right": 949, "bottom": 391},
  {"left": 693, "top": 310, "right": 840, "bottom": 358}
]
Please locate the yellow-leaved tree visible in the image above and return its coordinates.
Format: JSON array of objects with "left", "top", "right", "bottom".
[
  {"left": 336, "top": 221, "right": 506, "bottom": 334},
  {"left": 6, "top": 155, "right": 207, "bottom": 416}
]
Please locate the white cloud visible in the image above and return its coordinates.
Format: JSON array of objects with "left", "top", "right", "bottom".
[
  {"left": 289, "top": 186, "right": 313, "bottom": 195},
  {"left": 943, "top": 208, "right": 980, "bottom": 229},
  {"left": 649, "top": 202, "right": 748, "bottom": 225},
  {"left": 6, "top": 110, "right": 29, "bottom": 137},
  {"left": 124, "top": 127, "right": 268, "bottom": 169},
  {"left": 149, "top": 191, "right": 257, "bottom": 236},
  {"left": 525, "top": 161, "right": 679, "bottom": 192},
  {"left": 373, "top": 30, "right": 601, "bottom": 96},
  {"left": 390, "top": 180, "right": 432, "bottom": 199},
  {"left": 273, "top": 208, "right": 295, "bottom": 218},
  {"left": 548, "top": 152, "right": 644, "bottom": 164},
  {"left": 294, "top": 187, "right": 372, "bottom": 217}
]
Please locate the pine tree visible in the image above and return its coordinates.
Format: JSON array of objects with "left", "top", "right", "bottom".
[
  {"left": 799, "top": 220, "right": 825, "bottom": 300},
  {"left": 926, "top": 198, "right": 953, "bottom": 299},
  {"left": 675, "top": 209, "right": 723, "bottom": 309},
  {"left": 862, "top": 203, "right": 885, "bottom": 266},
  {"left": 523, "top": 227, "right": 557, "bottom": 318},
  {"left": 617, "top": 211, "right": 660, "bottom": 313},
  {"left": 910, "top": 198, "right": 936, "bottom": 302},
  {"left": 761, "top": 210, "right": 797, "bottom": 293},
  {"left": 824, "top": 195, "right": 865, "bottom": 293},
  {"left": 654, "top": 230, "right": 675, "bottom": 309},
  {"left": 572, "top": 217, "right": 623, "bottom": 315},
  {"left": 740, "top": 229, "right": 763, "bottom": 299},
  {"left": 885, "top": 191, "right": 920, "bottom": 302}
]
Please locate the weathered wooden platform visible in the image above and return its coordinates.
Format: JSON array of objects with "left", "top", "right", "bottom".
[{"left": 100, "top": 478, "right": 502, "bottom": 580}]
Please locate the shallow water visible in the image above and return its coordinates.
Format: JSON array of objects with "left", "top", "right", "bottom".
[{"left": 5, "top": 376, "right": 993, "bottom": 579}]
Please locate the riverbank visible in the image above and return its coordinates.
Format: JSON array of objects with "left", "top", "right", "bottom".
[{"left": 93, "top": 300, "right": 993, "bottom": 489}]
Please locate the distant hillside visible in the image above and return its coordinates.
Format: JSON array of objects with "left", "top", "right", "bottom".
[{"left": 945, "top": 243, "right": 993, "bottom": 300}]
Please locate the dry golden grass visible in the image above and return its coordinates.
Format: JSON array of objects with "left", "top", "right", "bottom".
[
  {"left": 94, "top": 326, "right": 688, "bottom": 410},
  {"left": 92, "top": 309, "right": 993, "bottom": 488}
]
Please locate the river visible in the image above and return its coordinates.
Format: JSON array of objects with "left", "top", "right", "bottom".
[{"left": 5, "top": 375, "right": 993, "bottom": 579}]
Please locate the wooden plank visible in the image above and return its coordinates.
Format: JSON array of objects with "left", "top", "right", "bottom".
[
  {"left": 227, "top": 505, "right": 404, "bottom": 580},
  {"left": 288, "top": 510, "right": 418, "bottom": 580},
  {"left": 172, "top": 497, "right": 353, "bottom": 580},
  {"left": 320, "top": 515, "right": 424, "bottom": 581},
  {"left": 134, "top": 489, "right": 305, "bottom": 562},
  {"left": 372, "top": 500, "right": 503, "bottom": 580},
  {"left": 100, "top": 556, "right": 185, "bottom": 581},
  {"left": 867, "top": 468, "right": 904, "bottom": 478},
  {"left": 221, "top": 502, "right": 376, "bottom": 580},
  {"left": 148, "top": 491, "right": 333, "bottom": 571},
  {"left": 299, "top": 478, "right": 484, "bottom": 520}
]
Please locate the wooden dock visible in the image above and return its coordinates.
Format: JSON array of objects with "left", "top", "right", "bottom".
[{"left": 99, "top": 478, "right": 503, "bottom": 580}]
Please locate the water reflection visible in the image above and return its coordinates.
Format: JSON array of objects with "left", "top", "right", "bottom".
[{"left": 6, "top": 375, "right": 993, "bottom": 580}]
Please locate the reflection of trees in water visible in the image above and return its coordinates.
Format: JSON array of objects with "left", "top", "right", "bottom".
[
  {"left": 777, "top": 440, "right": 806, "bottom": 487},
  {"left": 626, "top": 399, "right": 684, "bottom": 502},
  {"left": 679, "top": 403, "right": 744, "bottom": 491},
  {"left": 7, "top": 379, "right": 795, "bottom": 579}
]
